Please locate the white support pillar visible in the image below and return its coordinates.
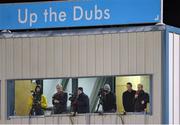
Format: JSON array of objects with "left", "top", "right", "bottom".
[{"left": 168, "top": 33, "right": 180, "bottom": 124}]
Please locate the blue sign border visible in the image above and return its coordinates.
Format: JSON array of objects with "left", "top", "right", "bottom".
[{"left": 0, "top": 0, "right": 161, "bottom": 30}]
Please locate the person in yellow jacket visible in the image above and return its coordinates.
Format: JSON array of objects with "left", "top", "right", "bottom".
[{"left": 28, "top": 85, "right": 47, "bottom": 116}]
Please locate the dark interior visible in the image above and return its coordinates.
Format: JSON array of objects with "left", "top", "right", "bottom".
[{"left": 163, "top": 0, "right": 180, "bottom": 28}]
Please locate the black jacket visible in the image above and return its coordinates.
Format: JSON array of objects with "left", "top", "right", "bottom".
[
  {"left": 102, "top": 91, "right": 117, "bottom": 112},
  {"left": 134, "top": 90, "right": 149, "bottom": 112},
  {"left": 52, "top": 92, "right": 67, "bottom": 114},
  {"left": 123, "top": 90, "right": 136, "bottom": 112},
  {"left": 77, "top": 93, "right": 90, "bottom": 113}
]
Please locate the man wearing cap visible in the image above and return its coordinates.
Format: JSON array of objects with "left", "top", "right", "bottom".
[
  {"left": 76, "top": 87, "right": 90, "bottom": 113},
  {"left": 102, "top": 84, "right": 117, "bottom": 113}
]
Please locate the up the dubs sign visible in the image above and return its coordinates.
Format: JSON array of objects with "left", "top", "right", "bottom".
[
  {"left": 0, "top": 0, "right": 161, "bottom": 30},
  {"left": 18, "top": 5, "right": 110, "bottom": 27}
]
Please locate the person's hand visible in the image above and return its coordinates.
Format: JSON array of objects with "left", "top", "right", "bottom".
[
  {"left": 141, "top": 100, "right": 145, "bottom": 104},
  {"left": 144, "top": 108, "right": 147, "bottom": 112},
  {"left": 135, "top": 94, "right": 138, "bottom": 98},
  {"left": 38, "top": 101, "right": 41, "bottom": 104},
  {"left": 54, "top": 99, "right": 60, "bottom": 103}
]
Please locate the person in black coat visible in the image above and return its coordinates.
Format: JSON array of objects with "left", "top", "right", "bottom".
[
  {"left": 102, "top": 84, "right": 117, "bottom": 113},
  {"left": 52, "top": 84, "right": 67, "bottom": 114},
  {"left": 76, "top": 87, "right": 90, "bottom": 113},
  {"left": 122, "top": 82, "right": 136, "bottom": 112},
  {"left": 134, "top": 84, "right": 149, "bottom": 112}
]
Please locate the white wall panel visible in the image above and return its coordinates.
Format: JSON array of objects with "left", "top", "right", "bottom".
[
  {"left": 111, "top": 34, "right": 120, "bottom": 75},
  {"left": 103, "top": 34, "right": 112, "bottom": 75},
  {"left": 46, "top": 37, "right": 55, "bottom": 77},
  {"left": 168, "top": 33, "right": 180, "bottom": 124},
  {"left": 13, "top": 38, "right": 22, "bottom": 79},
  {"left": 128, "top": 33, "right": 137, "bottom": 74},
  {"left": 54, "top": 37, "right": 63, "bottom": 77},
  {"left": 144, "top": 32, "right": 154, "bottom": 74},
  {"left": 95, "top": 35, "right": 104, "bottom": 75},
  {"left": 168, "top": 33, "right": 174, "bottom": 124},
  {"left": 87, "top": 35, "right": 96, "bottom": 76},
  {"left": 136, "top": 32, "right": 145, "bottom": 73},
  {"left": 62, "top": 36, "right": 71, "bottom": 77},
  {"left": 30, "top": 38, "right": 39, "bottom": 78},
  {"left": 79, "top": 36, "right": 87, "bottom": 76},
  {"left": 22, "top": 38, "right": 31, "bottom": 78},
  {"left": 70, "top": 36, "right": 79, "bottom": 77},
  {"left": 173, "top": 34, "right": 180, "bottom": 124},
  {"left": 38, "top": 37, "right": 46, "bottom": 78},
  {"left": 151, "top": 31, "right": 162, "bottom": 123},
  {"left": 119, "top": 33, "right": 129, "bottom": 74},
  {"left": 0, "top": 39, "right": 5, "bottom": 79},
  {"left": 5, "top": 39, "right": 14, "bottom": 78}
]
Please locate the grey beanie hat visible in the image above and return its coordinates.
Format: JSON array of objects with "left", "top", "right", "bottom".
[{"left": 104, "top": 84, "right": 111, "bottom": 92}]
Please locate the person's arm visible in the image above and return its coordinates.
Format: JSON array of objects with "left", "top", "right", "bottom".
[
  {"left": 123, "top": 92, "right": 128, "bottom": 111},
  {"left": 52, "top": 94, "right": 55, "bottom": 105},
  {"left": 59, "top": 93, "right": 67, "bottom": 105},
  {"left": 77, "top": 95, "right": 87, "bottom": 106},
  {"left": 144, "top": 93, "right": 150, "bottom": 103},
  {"left": 41, "top": 95, "right": 47, "bottom": 109},
  {"left": 113, "top": 93, "right": 117, "bottom": 112}
]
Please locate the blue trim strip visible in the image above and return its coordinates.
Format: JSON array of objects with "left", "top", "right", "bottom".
[
  {"left": 162, "top": 28, "right": 169, "bottom": 124},
  {"left": 166, "top": 25, "right": 180, "bottom": 34},
  {"left": 7, "top": 80, "right": 15, "bottom": 119}
]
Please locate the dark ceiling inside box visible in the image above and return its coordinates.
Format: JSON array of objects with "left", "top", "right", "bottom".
[{"left": 163, "top": 0, "right": 180, "bottom": 28}]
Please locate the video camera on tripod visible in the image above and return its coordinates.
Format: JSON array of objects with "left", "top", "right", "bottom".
[
  {"left": 31, "top": 90, "right": 41, "bottom": 106},
  {"left": 29, "top": 90, "right": 42, "bottom": 116},
  {"left": 96, "top": 88, "right": 108, "bottom": 113},
  {"left": 68, "top": 93, "right": 78, "bottom": 115}
]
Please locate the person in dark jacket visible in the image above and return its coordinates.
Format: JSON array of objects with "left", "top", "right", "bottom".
[
  {"left": 52, "top": 84, "right": 67, "bottom": 114},
  {"left": 122, "top": 82, "right": 136, "bottom": 112},
  {"left": 102, "top": 84, "right": 117, "bottom": 113},
  {"left": 76, "top": 87, "right": 90, "bottom": 113},
  {"left": 134, "top": 84, "right": 149, "bottom": 112}
]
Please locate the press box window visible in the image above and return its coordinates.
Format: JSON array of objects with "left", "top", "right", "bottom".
[{"left": 115, "top": 75, "right": 152, "bottom": 114}]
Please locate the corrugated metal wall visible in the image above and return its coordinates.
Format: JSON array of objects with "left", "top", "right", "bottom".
[
  {"left": 168, "top": 33, "right": 180, "bottom": 124},
  {"left": 0, "top": 31, "right": 162, "bottom": 124}
]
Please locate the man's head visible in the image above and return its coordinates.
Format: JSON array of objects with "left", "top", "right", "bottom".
[
  {"left": 126, "top": 82, "right": 132, "bottom": 91},
  {"left": 56, "top": 84, "right": 63, "bottom": 93},
  {"left": 103, "top": 84, "right": 111, "bottom": 93},
  {"left": 35, "top": 85, "right": 41, "bottom": 93},
  {"left": 77, "top": 87, "right": 83, "bottom": 95},
  {"left": 137, "top": 84, "right": 143, "bottom": 91}
]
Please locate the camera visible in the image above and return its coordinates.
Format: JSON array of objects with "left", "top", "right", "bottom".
[
  {"left": 68, "top": 93, "right": 78, "bottom": 114},
  {"left": 30, "top": 90, "right": 41, "bottom": 106},
  {"left": 68, "top": 93, "right": 77, "bottom": 102},
  {"left": 98, "top": 88, "right": 108, "bottom": 97}
]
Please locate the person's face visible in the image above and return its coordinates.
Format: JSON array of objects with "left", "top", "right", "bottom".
[
  {"left": 56, "top": 86, "right": 62, "bottom": 93},
  {"left": 137, "top": 85, "right": 142, "bottom": 91},
  {"left": 36, "top": 87, "right": 40, "bottom": 92},
  {"left": 56, "top": 86, "right": 61, "bottom": 92},
  {"left": 77, "top": 89, "right": 82, "bottom": 95},
  {"left": 127, "top": 84, "right": 132, "bottom": 91}
]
